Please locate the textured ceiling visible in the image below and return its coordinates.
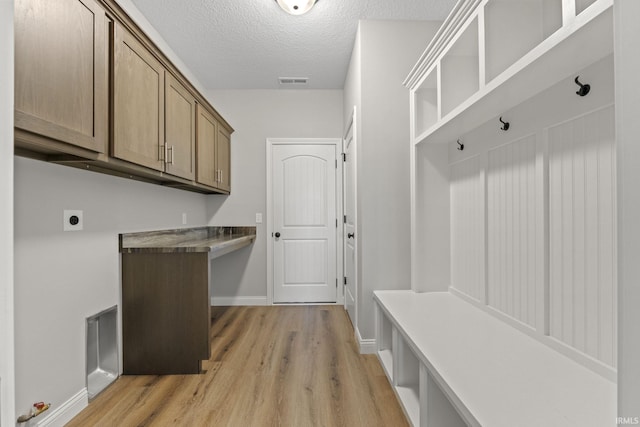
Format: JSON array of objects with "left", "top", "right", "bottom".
[{"left": 129, "top": 0, "right": 457, "bottom": 90}]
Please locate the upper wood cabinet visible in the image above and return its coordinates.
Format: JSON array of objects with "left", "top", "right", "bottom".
[
  {"left": 113, "top": 22, "right": 165, "bottom": 172},
  {"left": 15, "top": 0, "right": 109, "bottom": 153},
  {"left": 165, "top": 74, "right": 196, "bottom": 180},
  {"left": 216, "top": 126, "right": 231, "bottom": 193},
  {"left": 195, "top": 104, "right": 218, "bottom": 188},
  {"left": 114, "top": 23, "right": 197, "bottom": 181},
  {"left": 15, "top": 0, "right": 233, "bottom": 194},
  {"left": 196, "top": 104, "right": 231, "bottom": 192}
]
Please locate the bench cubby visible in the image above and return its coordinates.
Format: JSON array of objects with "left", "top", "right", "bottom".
[{"left": 376, "top": 309, "right": 394, "bottom": 380}]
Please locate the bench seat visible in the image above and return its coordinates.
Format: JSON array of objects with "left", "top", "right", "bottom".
[{"left": 374, "top": 290, "right": 616, "bottom": 427}]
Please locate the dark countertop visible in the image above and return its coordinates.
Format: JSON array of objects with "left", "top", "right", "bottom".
[{"left": 119, "top": 226, "right": 256, "bottom": 258}]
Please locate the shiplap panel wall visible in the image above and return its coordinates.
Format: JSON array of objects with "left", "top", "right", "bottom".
[
  {"left": 450, "top": 156, "right": 484, "bottom": 302},
  {"left": 487, "top": 135, "right": 538, "bottom": 328},
  {"left": 548, "top": 106, "right": 616, "bottom": 367}
]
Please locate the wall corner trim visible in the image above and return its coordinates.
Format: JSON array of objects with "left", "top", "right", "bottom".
[{"left": 356, "top": 328, "right": 376, "bottom": 354}]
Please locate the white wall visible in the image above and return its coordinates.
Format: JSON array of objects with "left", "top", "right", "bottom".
[
  {"left": 12, "top": 0, "right": 217, "bottom": 420},
  {"left": 204, "top": 90, "right": 344, "bottom": 303},
  {"left": 344, "top": 21, "right": 441, "bottom": 341},
  {"left": 0, "top": 2, "right": 14, "bottom": 425},
  {"left": 615, "top": 0, "right": 640, "bottom": 418},
  {"left": 14, "top": 159, "right": 208, "bottom": 417}
]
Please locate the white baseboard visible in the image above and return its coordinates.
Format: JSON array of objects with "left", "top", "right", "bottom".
[
  {"left": 211, "top": 296, "right": 267, "bottom": 306},
  {"left": 356, "top": 328, "right": 376, "bottom": 354},
  {"left": 36, "top": 388, "right": 88, "bottom": 427}
]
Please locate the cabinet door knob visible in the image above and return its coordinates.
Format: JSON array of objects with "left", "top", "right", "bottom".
[
  {"left": 274, "top": 232, "right": 281, "bottom": 238},
  {"left": 347, "top": 233, "right": 355, "bottom": 239}
]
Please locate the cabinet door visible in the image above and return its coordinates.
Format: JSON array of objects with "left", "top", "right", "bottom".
[
  {"left": 113, "top": 23, "right": 165, "bottom": 171},
  {"left": 15, "top": 0, "right": 108, "bottom": 153},
  {"left": 195, "top": 104, "right": 218, "bottom": 188},
  {"left": 165, "top": 74, "right": 195, "bottom": 180},
  {"left": 216, "top": 126, "right": 231, "bottom": 192}
]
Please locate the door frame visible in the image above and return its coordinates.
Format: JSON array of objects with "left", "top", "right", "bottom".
[
  {"left": 266, "top": 138, "right": 344, "bottom": 305},
  {"left": 343, "top": 107, "right": 358, "bottom": 327}
]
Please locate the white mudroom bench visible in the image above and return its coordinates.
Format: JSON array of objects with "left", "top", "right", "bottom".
[{"left": 374, "top": 290, "right": 616, "bottom": 427}]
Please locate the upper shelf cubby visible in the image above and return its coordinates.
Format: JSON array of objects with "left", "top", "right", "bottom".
[
  {"left": 484, "top": 0, "right": 562, "bottom": 83},
  {"left": 441, "top": 18, "right": 479, "bottom": 117},
  {"left": 405, "top": 0, "right": 613, "bottom": 145},
  {"left": 413, "top": 66, "right": 439, "bottom": 137}
]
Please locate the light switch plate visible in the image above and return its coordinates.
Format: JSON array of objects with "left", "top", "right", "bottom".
[
  {"left": 64, "top": 210, "right": 83, "bottom": 231},
  {"left": 255, "top": 213, "right": 263, "bottom": 224}
]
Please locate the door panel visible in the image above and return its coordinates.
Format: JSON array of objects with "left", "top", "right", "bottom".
[
  {"left": 217, "top": 126, "right": 231, "bottom": 192},
  {"left": 113, "top": 23, "right": 165, "bottom": 171},
  {"left": 15, "top": 0, "right": 108, "bottom": 153},
  {"left": 284, "top": 240, "right": 328, "bottom": 282},
  {"left": 195, "top": 104, "right": 218, "bottom": 188},
  {"left": 165, "top": 73, "right": 195, "bottom": 180},
  {"left": 344, "top": 120, "right": 357, "bottom": 325},
  {"left": 273, "top": 144, "right": 337, "bottom": 303}
]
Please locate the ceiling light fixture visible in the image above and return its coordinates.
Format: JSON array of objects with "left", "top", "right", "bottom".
[{"left": 275, "top": 0, "right": 318, "bottom": 16}]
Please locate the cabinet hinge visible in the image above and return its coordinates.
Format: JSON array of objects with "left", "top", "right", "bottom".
[
  {"left": 343, "top": 215, "right": 347, "bottom": 224},
  {"left": 336, "top": 218, "right": 338, "bottom": 227},
  {"left": 343, "top": 277, "right": 347, "bottom": 285},
  {"left": 342, "top": 153, "right": 346, "bottom": 162},
  {"left": 335, "top": 159, "right": 338, "bottom": 169},
  {"left": 336, "top": 278, "right": 338, "bottom": 288}
]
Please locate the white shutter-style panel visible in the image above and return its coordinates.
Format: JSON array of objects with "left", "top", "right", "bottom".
[
  {"left": 548, "top": 105, "right": 616, "bottom": 367},
  {"left": 487, "top": 135, "right": 538, "bottom": 329},
  {"left": 450, "top": 156, "right": 484, "bottom": 302}
]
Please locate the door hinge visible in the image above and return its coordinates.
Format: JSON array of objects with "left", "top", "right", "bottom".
[
  {"left": 343, "top": 215, "right": 347, "bottom": 224},
  {"left": 336, "top": 218, "right": 338, "bottom": 227},
  {"left": 343, "top": 277, "right": 347, "bottom": 285},
  {"left": 342, "top": 153, "right": 346, "bottom": 162},
  {"left": 335, "top": 159, "right": 338, "bottom": 169},
  {"left": 336, "top": 278, "right": 338, "bottom": 288}
]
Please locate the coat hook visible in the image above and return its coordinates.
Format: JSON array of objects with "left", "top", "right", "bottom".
[
  {"left": 574, "top": 76, "right": 590, "bottom": 97},
  {"left": 457, "top": 139, "right": 464, "bottom": 151},
  {"left": 499, "top": 116, "right": 510, "bottom": 131}
]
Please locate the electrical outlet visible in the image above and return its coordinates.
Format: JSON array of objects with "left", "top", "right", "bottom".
[
  {"left": 255, "top": 213, "right": 263, "bottom": 224},
  {"left": 63, "top": 210, "right": 83, "bottom": 231}
]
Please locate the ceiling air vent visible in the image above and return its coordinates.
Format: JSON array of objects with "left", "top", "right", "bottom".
[{"left": 278, "top": 77, "right": 309, "bottom": 87}]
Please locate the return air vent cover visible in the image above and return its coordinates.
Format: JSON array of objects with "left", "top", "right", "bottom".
[{"left": 278, "top": 77, "right": 309, "bottom": 87}]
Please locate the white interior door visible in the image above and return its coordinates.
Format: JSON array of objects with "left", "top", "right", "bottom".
[
  {"left": 272, "top": 143, "right": 337, "bottom": 303},
  {"left": 343, "top": 110, "right": 357, "bottom": 326}
]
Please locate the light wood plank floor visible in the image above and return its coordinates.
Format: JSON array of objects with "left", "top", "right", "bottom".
[{"left": 68, "top": 305, "right": 409, "bottom": 427}]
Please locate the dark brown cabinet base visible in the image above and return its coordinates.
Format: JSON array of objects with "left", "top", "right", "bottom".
[{"left": 121, "top": 252, "right": 210, "bottom": 375}]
